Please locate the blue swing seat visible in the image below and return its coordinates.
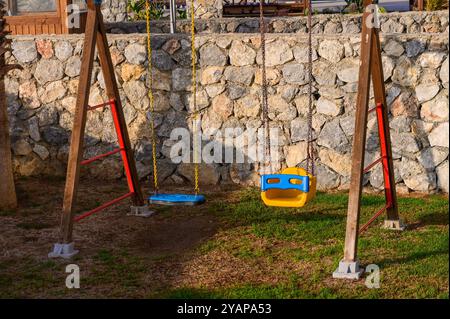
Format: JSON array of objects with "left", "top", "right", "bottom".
[
  {"left": 149, "top": 193, "right": 206, "bottom": 206},
  {"left": 261, "top": 174, "right": 310, "bottom": 193}
]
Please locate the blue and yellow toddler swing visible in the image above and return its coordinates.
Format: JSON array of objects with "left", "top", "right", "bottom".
[{"left": 258, "top": 0, "right": 317, "bottom": 208}]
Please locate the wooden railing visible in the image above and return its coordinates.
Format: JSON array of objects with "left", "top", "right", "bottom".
[{"left": 223, "top": 0, "right": 309, "bottom": 17}]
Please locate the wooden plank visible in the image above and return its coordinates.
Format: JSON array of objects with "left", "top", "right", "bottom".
[
  {"left": 49, "top": 23, "right": 56, "bottom": 34},
  {"left": 94, "top": 6, "right": 145, "bottom": 206},
  {"left": 30, "top": 23, "right": 36, "bottom": 35},
  {"left": 343, "top": 0, "right": 374, "bottom": 262},
  {"left": 60, "top": 0, "right": 99, "bottom": 243},
  {"left": 0, "top": 56, "right": 17, "bottom": 211},
  {"left": 60, "top": 0, "right": 69, "bottom": 34},
  {"left": 370, "top": 29, "right": 399, "bottom": 222},
  {"left": 36, "top": 23, "right": 43, "bottom": 35}
]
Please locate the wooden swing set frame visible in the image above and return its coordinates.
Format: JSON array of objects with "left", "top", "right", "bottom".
[{"left": 0, "top": 0, "right": 404, "bottom": 279}]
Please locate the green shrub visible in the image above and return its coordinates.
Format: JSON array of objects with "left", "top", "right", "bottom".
[{"left": 426, "top": 0, "right": 446, "bottom": 11}]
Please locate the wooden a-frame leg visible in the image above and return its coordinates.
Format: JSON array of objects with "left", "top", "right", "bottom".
[
  {"left": 0, "top": 73, "right": 17, "bottom": 211},
  {"left": 333, "top": 4, "right": 376, "bottom": 280},
  {"left": 94, "top": 7, "right": 144, "bottom": 206},
  {"left": 59, "top": 1, "right": 99, "bottom": 245},
  {"left": 334, "top": 2, "right": 402, "bottom": 279},
  {"left": 370, "top": 28, "right": 403, "bottom": 230},
  {"left": 50, "top": 1, "right": 150, "bottom": 259}
]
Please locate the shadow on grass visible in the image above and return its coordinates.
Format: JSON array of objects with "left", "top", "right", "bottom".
[
  {"left": 407, "top": 211, "right": 449, "bottom": 230},
  {"left": 376, "top": 248, "right": 449, "bottom": 269}
]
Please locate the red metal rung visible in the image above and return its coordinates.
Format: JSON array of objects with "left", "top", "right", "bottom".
[
  {"left": 359, "top": 203, "right": 391, "bottom": 234},
  {"left": 74, "top": 192, "right": 134, "bottom": 222},
  {"left": 87, "top": 99, "right": 115, "bottom": 111},
  {"left": 81, "top": 148, "right": 123, "bottom": 166},
  {"left": 363, "top": 156, "right": 387, "bottom": 174}
]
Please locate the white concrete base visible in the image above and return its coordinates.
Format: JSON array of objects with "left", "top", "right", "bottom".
[
  {"left": 48, "top": 243, "right": 79, "bottom": 259},
  {"left": 383, "top": 219, "right": 406, "bottom": 231},
  {"left": 129, "top": 205, "right": 155, "bottom": 218},
  {"left": 333, "top": 259, "right": 364, "bottom": 280}
]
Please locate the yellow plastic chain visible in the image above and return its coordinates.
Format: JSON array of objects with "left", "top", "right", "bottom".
[
  {"left": 146, "top": 0, "right": 159, "bottom": 192},
  {"left": 191, "top": 0, "right": 200, "bottom": 195}
]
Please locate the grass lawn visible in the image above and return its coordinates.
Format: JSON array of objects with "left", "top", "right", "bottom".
[{"left": 0, "top": 178, "right": 448, "bottom": 299}]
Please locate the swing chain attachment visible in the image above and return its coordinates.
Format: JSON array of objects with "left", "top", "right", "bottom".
[
  {"left": 191, "top": 0, "right": 200, "bottom": 195},
  {"left": 306, "top": 0, "right": 316, "bottom": 177},
  {"left": 145, "top": 0, "right": 159, "bottom": 193},
  {"left": 259, "top": 0, "right": 271, "bottom": 175}
]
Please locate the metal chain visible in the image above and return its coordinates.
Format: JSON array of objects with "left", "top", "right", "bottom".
[
  {"left": 306, "top": 0, "right": 315, "bottom": 176},
  {"left": 259, "top": 0, "right": 271, "bottom": 175},
  {"left": 145, "top": 0, "right": 159, "bottom": 192},
  {"left": 191, "top": 0, "right": 200, "bottom": 195}
]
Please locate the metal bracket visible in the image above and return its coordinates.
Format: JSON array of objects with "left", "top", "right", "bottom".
[{"left": 48, "top": 243, "right": 79, "bottom": 259}]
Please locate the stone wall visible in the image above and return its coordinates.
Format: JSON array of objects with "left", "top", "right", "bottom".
[
  {"left": 101, "top": 0, "right": 128, "bottom": 22},
  {"left": 5, "top": 31, "right": 449, "bottom": 193},
  {"left": 105, "top": 10, "right": 449, "bottom": 34},
  {"left": 186, "top": 0, "right": 223, "bottom": 19}
]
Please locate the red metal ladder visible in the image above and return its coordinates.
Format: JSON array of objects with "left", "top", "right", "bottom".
[
  {"left": 49, "top": 1, "right": 148, "bottom": 259},
  {"left": 73, "top": 99, "right": 139, "bottom": 223},
  {"left": 358, "top": 102, "right": 397, "bottom": 234}
]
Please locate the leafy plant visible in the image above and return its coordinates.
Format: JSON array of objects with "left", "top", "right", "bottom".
[
  {"left": 425, "top": 0, "right": 446, "bottom": 11},
  {"left": 127, "top": 0, "right": 165, "bottom": 21},
  {"left": 178, "top": 8, "right": 187, "bottom": 20}
]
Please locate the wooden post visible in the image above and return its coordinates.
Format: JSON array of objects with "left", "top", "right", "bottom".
[
  {"left": 417, "top": 0, "right": 424, "bottom": 11},
  {"left": 343, "top": 0, "right": 374, "bottom": 263},
  {"left": 333, "top": 0, "right": 401, "bottom": 279},
  {"left": 0, "top": 59, "right": 17, "bottom": 212},
  {"left": 59, "top": 0, "right": 145, "bottom": 245},
  {"left": 60, "top": 0, "right": 99, "bottom": 244},
  {"left": 0, "top": 63, "right": 17, "bottom": 210},
  {"left": 0, "top": 4, "right": 21, "bottom": 211}
]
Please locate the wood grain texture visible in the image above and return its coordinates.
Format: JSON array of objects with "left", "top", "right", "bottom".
[
  {"left": 60, "top": 0, "right": 98, "bottom": 243},
  {"left": 0, "top": 6, "right": 17, "bottom": 211},
  {"left": 4, "top": 0, "right": 84, "bottom": 35}
]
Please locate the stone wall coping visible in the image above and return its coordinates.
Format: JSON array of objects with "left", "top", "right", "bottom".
[
  {"left": 8, "top": 32, "right": 449, "bottom": 41},
  {"left": 102, "top": 10, "right": 449, "bottom": 34}
]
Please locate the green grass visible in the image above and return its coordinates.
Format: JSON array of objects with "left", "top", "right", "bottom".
[
  {"left": 187, "top": 189, "right": 449, "bottom": 299},
  {"left": 0, "top": 188, "right": 448, "bottom": 299}
]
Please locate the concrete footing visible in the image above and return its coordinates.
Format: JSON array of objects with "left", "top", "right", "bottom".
[
  {"left": 129, "top": 205, "right": 155, "bottom": 217},
  {"left": 332, "top": 259, "right": 364, "bottom": 280},
  {"left": 383, "top": 219, "right": 406, "bottom": 231},
  {"left": 48, "top": 242, "right": 79, "bottom": 259}
]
